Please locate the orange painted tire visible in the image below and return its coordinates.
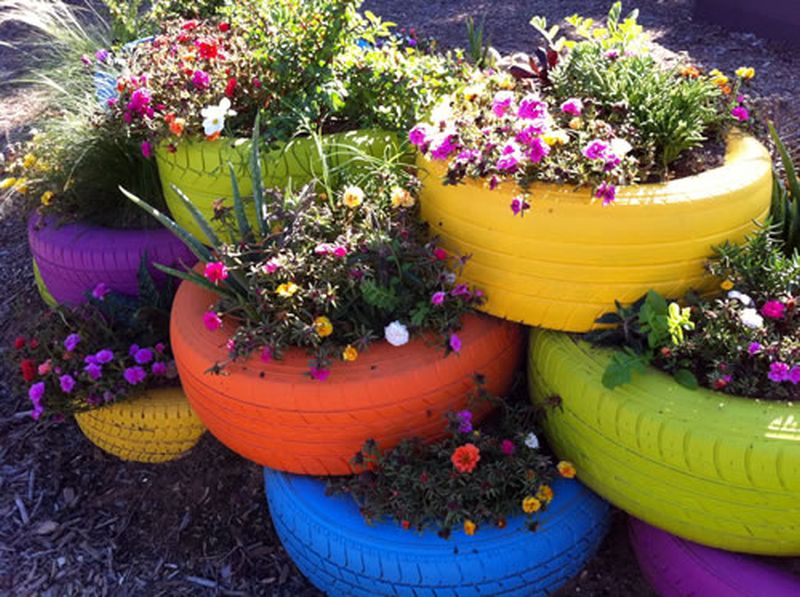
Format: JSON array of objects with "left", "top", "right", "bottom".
[{"left": 170, "top": 279, "right": 524, "bottom": 475}]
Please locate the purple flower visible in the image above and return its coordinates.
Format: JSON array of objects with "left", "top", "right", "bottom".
[
  {"left": 605, "top": 49, "right": 620, "bottom": 60},
  {"left": 309, "top": 367, "right": 330, "bottom": 381},
  {"left": 123, "top": 366, "right": 147, "bottom": 385},
  {"left": 126, "top": 88, "right": 152, "bottom": 116},
  {"left": 95, "top": 349, "right": 114, "bottom": 364},
  {"left": 80, "top": 54, "right": 92, "bottom": 66},
  {"left": 768, "top": 362, "right": 790, "bottom": 383},
  {"left": 431, "top": 291, "right": 446, "bottom": 305},
  {"left": 747, "top": 342, "right": 763, "bottom": 355},
  {"left": 496, "top": 144, "right": 520, "bottom": 172},
  {"left": 525, "top": 137, "right": 550, "bottom": 163},
  {"left": 455, "top": 149, "right": 480, "bottom": 163},
  {"left": 408, "top": 124, "right": 430, "bottom": 147},
  {"left": 141, "top": 141, "right": 153, "bottom": 159},
  {"left": 430, "top": 135, "right": 457, "bottom": 160},
  {"left": 761, "top": 300, "right": 785, "bottom": 319},
  {"left": 456, "top": 410, "right": 473, "bottom": 433},
  {"left": 501, "top": 439, "right": 516, "bottom": 455},
  {"left": 95, "top": 49, "right": 110, "bottom": 63},
  {"left": 84, "top": 363, "right": 102, "bottom": 380},
  {"left": 491, "top": 91, "right": 514, "bottom": 117},
  {"left": 129, "top": 344, "right": 140, "bottom": 357},
  {"left": 515, "top": 125, "right": 545, "bottom": 146},
  {"left": 152, "top": 362, "right": 168, "bottom": 376},
  {"left": 451, "top": 284, "right": 472, "bottom": 298},
  {"left": 155, "top": 343, "right": 165, "bottom": 353},
  {"left": 731, "top": 106, "right": 749, "bottom": 122},
  {"left": 582, "top": 140, "right": 609, "bottom": 161},
  {"left": 449, "top": 333, "right": 462, "bottom": 353},
  {"left": 560, "top": 98, "right": 583, "bottom": 116},
  {"left": 510, "top": 196, "right": 530, "bottom": 216},
  {"left": 134, "top": 348, "right": 154, "bottom": 365},
  {"left": 64, "top": 333, "right": 81, "bottom": 352},
  {"left": 92, "top": 282, "right": 110, "bottom": 300},
  {"left": 517, "top": 96, "right": 547, "bottom": 120},
  {"left": 191, "top": 70, "right": 211, "bottom": 90},
  {"left": 789, "top": 366, "right": 800, "bottom": 385},
  {"left": 29, "top": 381, "right": 45, "bottom": 402},
  {"left": 59, "top": 374, "right": 76, "bottom": 393},
  {"left": 595, "top": 182, "right": 617, "bottom": 206}
]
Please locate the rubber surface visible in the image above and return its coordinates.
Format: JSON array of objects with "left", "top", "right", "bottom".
[
  {"left": 628, "top": 518, "right": 800, "bottom": 597},
  {"left": 528, "top": 329, "right": 800, "bottom": 555},
  {"left": 32, "top": 258, "right": 57, "bottom": 308},
  {"left": 157, "top": 130, "right": 402, "bottom": 243},
  {"left": 74, "top": 387, "right": 205, "bottom": 463},
  {"left": 264, "top": 469, "right": 611, "bottom": 597},
  {"left": 28, "top": 215, "right": 196, "bottom": 305},
  {"left": 171, "top": 278, "right": 524, "bottom": 475},
  {"left": 419, "top": 132, "right": 772, "bottom": 332}
]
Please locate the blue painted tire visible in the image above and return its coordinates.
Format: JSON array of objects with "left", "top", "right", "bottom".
[{"left": 264, "top": 469, "right": 611, "bottom": 596}]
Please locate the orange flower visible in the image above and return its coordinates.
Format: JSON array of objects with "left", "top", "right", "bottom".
[
  {"left": 557, "top": 461, "right": 577, "bottom": 479},
  {"left": 522, "top": 496, "right": 541, "bottom": 513},
  {"left": 496, "top": 517, "right": 507, "bottom": 529},
  {"left": 679, "top": 65, "right": 700, "bottom": 79},
  {"left": 451, "top": 443, "right": 481, "bottom": 473},
  {"left": 169, "top": 117, "right": 186, "bottom": 136},
  {"left": 463, "top": 520, "right": 477, "bottom": 535},
  {"left": 536, "top": 484, "right": 554, "bottom": 503}
]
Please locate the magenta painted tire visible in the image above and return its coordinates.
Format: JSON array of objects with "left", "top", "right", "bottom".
[
  {"left": 28, "top": 215, "right": 196, "bottom": 305},
  {"left": 629, "top": 518, "right": 800, "bottom": 597}
]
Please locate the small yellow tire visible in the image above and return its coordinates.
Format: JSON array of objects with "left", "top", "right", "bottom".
[
  {"left": 74, "top": 387, "right": 205, "bottom": 463},
  {"left": 419, "top": 132, "right": 772, "bottom": 332},
  {"left": 528, "top": 329, "right": 800, "bottom": 556}
]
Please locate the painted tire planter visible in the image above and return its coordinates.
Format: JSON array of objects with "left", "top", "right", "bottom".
[
  {"left": 264, "top": 469, "right": 611, "bottom": 596},
  {"left": 156, "top": 129, "right": 403, "bottom": 242},
  {"left": 419, "top": 132, "right": 772, "bottom": 332},
  {"left": 527, "top": 329, "right": 800, "bottom": 555},
  {"left": 74, "top": 387, "right": 205, "bottom": 463},
  {"left": 629, "top": 518, "right": 800, "bottom": 597},
  {"left": 28, "top": 215, "right": 196, "bottom": 305},
  {"left": 171, "top": 279, "right": 524, "bottom": 475}
]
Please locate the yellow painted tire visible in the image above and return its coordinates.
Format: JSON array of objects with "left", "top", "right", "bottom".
[
  {"left": 156, "top": 130, "right": 402, "bottom": 243},
  {"left": 528, "top": 329, "right": 800, "bottom": 555},
  {"left": 74, "top": 387, "right": 205, "bottom": 463},
  {"left": 32, "top": 258, "right": 57, "bottom": 308},
  {"left": 419, "top": 132, "right": 772, "bottom": 332}
]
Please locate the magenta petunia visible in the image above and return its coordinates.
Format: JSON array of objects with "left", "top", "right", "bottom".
[
  {"left": 134, "top": 348, "right": 154, "bottom": 365},
  {"left": 408, "top": 124, "right": 430, "bottom": 147},
  {"left": 29, "top": 381, "right": 45, "bottom": 402},
  {"left": 123, "top": 366, "right": 147, "bottom": 385},
  {"left": 560, "top": 98, "right": 583, "bottom": 116},
  {"left": 431, "top": 291, "right": 446, "bottom": 306},
  {"left": 526, "top": 137, "right": 550, "bottom": 163},
  {"left": 760, "top": 300, "right": 785, "bottom": 319},
  {"left": 491, "top": 91, "right": 514, "bottom": 117},
  {"left": 430, "top": 135, "right": 457, "bottom": 160},
  {"left": 595, "top": 182, "right": 617, "bottom": 206},
  {"left": 449, "top": 333, "right": 462, "bottom": 353},
  {"left": 582, "top": 140, "right": 609, "bottom": 161},
  {"left": 204, "top": 261, "right": 229, "bottom": 284},
  {"left": 309, "top": 367, "right": 330, "bottom": 381},
  {"left": 191, "top": 69, "right": 211, "bottom": 90},
  {"left": 768, "top": 362, "right": 790, "bottom": 383},
  {"left": 731, "top": 106, "right": 749, "bottom": 122},
  {"left": 510, "top": 196, "right": 530, "bottom": 216},
  {"left": 517, "top": 95, "right": 547, "bottom": 120},
  {"left": 203, "top": 311, "right": 222, "bottom": 331},
  {"left": 92, "top": 282, "right": 110, "bottom": 300},
  {"left": 151, "top": 362, "right": 168, "bottom": 376},
  {"left": 59, "top": 374, "right": 76, "bottom": 393},
  {"left": 84, "top": 363, "right": 102, "bottom": 381},
  {"left": 456, "top": 410, "right": 473, "bottom": 433},
  {"left": 141, "top": 141, "right": 153, "bottom": 158},
  {"left": 501, "top": 439, "right": 516, "bottom": 455},
  {"left": 64, "top": 333, "right": 81, "bottom": 352},
  {"left": 747, "top": 342, "right": 763, "bottom": 355},
  {"left": 260, "top": 346, "right": 272, "bottom": 363},
  {"left": 95, "top": 349, "right": 114, "bottom": 364}
]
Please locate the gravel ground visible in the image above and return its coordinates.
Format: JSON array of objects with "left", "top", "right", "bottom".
[{"left": 1, "top": 1, "right": 798, "bottom": 595}]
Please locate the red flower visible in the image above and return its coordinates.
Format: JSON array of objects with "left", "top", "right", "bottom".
[
  {"left": 20, "top": 359, "right": 36, "bottom": 382},
  {"left": 451, "top": 443, "right": 481, "bottom": 474},
  {"left": 196, "top": 40, "right": 219, "bottom": 60},
  {"left": 182, "top": 19, "right": 200, "bottom": 31},
  {"left": 433, "top": 247, "right": 448, "bottom": 261},
  {"left": 224, "top": 77, "right": 237, "bottom": 98},
  {"left": 218, "top": 22, "right": 231, "bottom": 32},
  {"left": 401, "top": 520, "right": 411, "bottom": 530},
  {"left": 13, "top": 336, "right": 26, "bottom": 350},
  {"left": 29, "top": 339, "right": 39, "bottom": 349}
]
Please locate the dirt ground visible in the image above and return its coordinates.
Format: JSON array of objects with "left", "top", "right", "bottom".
[{"left": 1, "top": 1, "right": 798, "bottom": 595}]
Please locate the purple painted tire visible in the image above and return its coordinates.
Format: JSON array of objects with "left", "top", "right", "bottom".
[
  {"left": 629, "top": 518, "right": 800, "bottom": 597},
  {"left": 28, "top": 214, "right": 196, "bottom": 305}
]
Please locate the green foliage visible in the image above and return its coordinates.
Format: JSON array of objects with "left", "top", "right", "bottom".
[
  {"left": 768, "top": 121, "right": 800, "bottom": 255},
  {"left": 465, "top": 15, "right": 491, "bottom": 68},
  {"left": 326, "top": 394, "right": 559, "bottom": 537}
]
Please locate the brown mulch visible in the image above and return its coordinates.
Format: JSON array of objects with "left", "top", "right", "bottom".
[{"left": 1, "top": 1, "right": 798, "bottom": 595}]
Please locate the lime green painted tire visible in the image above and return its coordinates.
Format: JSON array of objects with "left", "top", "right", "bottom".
[
  {"left": 528, "top": 329, "right": 800, "bottom": 556},
  {"left": 156, "top": 130, "right": 403, "bottom": 243},
  {"left": 32, "top": 258, "right": 57, "bottom": 308}
]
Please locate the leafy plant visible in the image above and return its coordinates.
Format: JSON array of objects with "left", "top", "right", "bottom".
[
  {"left": 123, "top": 122, "right": 482, "bottom": 378},
  {"left": 465, "top": 15, "right": 491, "bottom": 69},
  {"left": 768, "top": 121, "right": 800, "bottom": 255}
]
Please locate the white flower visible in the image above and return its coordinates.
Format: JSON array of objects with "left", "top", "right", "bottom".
[
  {"left": 609, "top": 137, "right": 633, "bottom": 157},
  {"left": 740, "top": 308, "right": 764, "bottom": 329},
  {"left": 727, "top": 290, "right": 754, "bottom": 307},
  {"left": 201, "top": 98, "right": 236, "bottom": 137},
  {"left": 430, "top": 99, "right": 454, "bottom": 125},
  {"left": 384, "top": 321, "right": 410, "bottom": 347},
  {"left": 524, "top": 432, "right": 540, "bottom": 449}
]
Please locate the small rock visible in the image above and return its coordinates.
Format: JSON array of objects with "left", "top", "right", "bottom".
[{"left": 33, "top": 520, "right": 59, "bottom": 535}]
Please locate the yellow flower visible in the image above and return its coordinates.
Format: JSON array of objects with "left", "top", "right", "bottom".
[
  {"left": 463, "top": 519, "right": 477, "bottom": 535},
  {"left": 462, "top": 84, "right": 484, "bottom": 101},
  {"left": 390, "top": 187, "right": 415, "bottom": 208},
  {"left": 40, "top": 191, "right": 54, "bottom": 206},
  {"left": 495, "top": 73, "right": 515, "bottom": 90},
  {"left": 271, "top": 222, "right": 284, "bottom": 234},
  {"left": 341, "top": 185, "right": 364, "bottom": 209},
  {"left": 276, "top": 282, "right": 299, "bottom": 298},
  {"left": 22, "top": 153, "right": 36, "bottom": 169},
  {"left": 0, "top": 177, "right": 17, "bottom": 191},
  {"left": 568, "top": 117, "right": 583, "bottom": 130},
  {"left": 536, "top": 484, "right": 554, "bottom": 503},
  {"left": 557, "top": 461, "right": 577, "bottom": 479},
  {"left": 709, "top": 69, "right": 729, "bottom": 87},
  {"left": 342, "top": 344, "right": 359, "bottom": 362},
  {"left": 720, "top": 279, "right": 734, "bottom": 291},
  {"left": 314, "top": 316, "right": 333, "bottom": 338},
  {"left": 522, "top": 496, "right": 541, "bottom": 514},
  {"left": 14, "top": 178, "right": 29, "bottom": 194},
  {"left": 735, "top": 66, "right": 755, "bottom": 80},
  {"left": 543, "top": 130, "right": 569, "bottom": 146}
]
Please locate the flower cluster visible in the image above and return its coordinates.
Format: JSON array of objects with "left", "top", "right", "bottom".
[{"left": 326, "top": 395, "right": 576, "bottom": 538}]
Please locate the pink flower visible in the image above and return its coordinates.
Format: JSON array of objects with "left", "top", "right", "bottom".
[
  {"left": 583, "top": 140, "right": 609, "bottom": 161},
  {"left": 431, "top": 291, "right": 446, "bottom": 305},
  {"left": 408, "top": 124, "right": 430, "bottom": 147},
  {"left": 761, "top": 300, "right": 785, "bottom": 319},
  {"left": 560, "top": 98, "right": 583, "bottom": 116},
  {"left": 191, "top": 70, "right": 211, "bottom": 90},
  {"left": 747, "top": 342, "right": 763, "bottom": 355},
  {"left": 449, "top": 333, "right": 462, "bottom": 353},
  {"left": 126, "top": 88, "right": 152, "bottom": 117},
  {"left": 29, "top": 381, "right": 45, "bottom": 402},
  {"left": 789, "top": 366, "right": 800, "bottom": 385},
  {"left": 332, "top": 246, "right": 348, "bottom": 258},
  {"left": 495, "top": 144, "right": 520, "bottom": 172},
  {"left": 501, "top": 439, "right": 515, "bottom": 455},
  {"left": 151, "top": 362, "right": 168, "bottom": 376},
  {"left": 731, "top": 106, "right": 749, "bottom": 122},
  {"left": 430, "top": 135, "right": 457, "bottom": 160},
  {"left": 92, "top": 282, "right": 110, "bottom": 300},
  {"left": 491, "top": 91, "right": 514, "bottom": 117},
  {"left": 768, "top": 362, "right": 790, "bottom": 382},
  {"left": 433, "top": 248, "right": 448, "bottom": 261},
  {"left": 595, "top": 182, "right": 617, "bottom": 206},
  {"left": 37, "top": 360, "right": 52, "bottom": 376},
  {"left": 140, "top": 141, "right": 153, "bottom": 158},
  {"left": 204, "top": 261, "right": 229, "bottom": 284},
  {"left": 260, "top": 346, "right": 272, "bottom": 363},
  {"left": 95, "top": 349, "right": 114, "bottom": 364},
  {"left": 517, "top": 95, "right": 547, "bottom": 120},
  {"left": 310, "top": 367, "right": 330, "bottom": 381},
  {"left": 59, "top": 374, "right": 76, "bottom": 393},
  {"left": 525, "top": 137, "right": 550, "bottom": 163},
  {"left": 264, "top": 258, "right": 280, "bottom": 274},
  {"left": 203, "top": 311, "right": 222, "bottom": 331},
  {"left": 510, "top": 196, "right": 530, "bottom": 216},
  {"left": 515, "top": 125, "right": 546, "bottom": 146}
]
